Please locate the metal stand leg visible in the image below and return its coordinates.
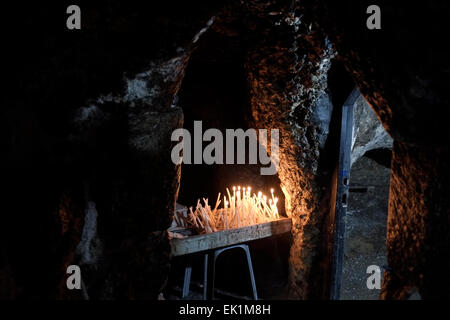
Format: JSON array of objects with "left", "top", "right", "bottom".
[
  {"left": 202, "top": 244, "right": 258, "bottom": 300},
  {"left": 203, "top": 253, "right": 210, "bottom": 299},
  {"left": 242, "top": 245, "right": 258, "bottom": 300},
  {"left": 182, "top": 264, "right": 192, "bottom": 299}
]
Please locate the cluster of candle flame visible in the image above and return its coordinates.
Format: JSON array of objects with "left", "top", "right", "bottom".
[{"left": 174, "top": 186, "right": 280, "bottom": 234}]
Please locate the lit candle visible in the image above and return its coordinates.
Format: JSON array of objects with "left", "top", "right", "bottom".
[{"left": 274, "top": 197, "right": 279, "bottom": 217}]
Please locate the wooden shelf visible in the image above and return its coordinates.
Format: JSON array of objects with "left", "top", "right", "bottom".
[{"left": 170, "top": 218, "right": 292, "bottom": 256}]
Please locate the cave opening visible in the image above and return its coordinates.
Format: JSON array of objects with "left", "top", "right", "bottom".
[{"left": 339, "top": 93, "right": 393, "bottom": 300}]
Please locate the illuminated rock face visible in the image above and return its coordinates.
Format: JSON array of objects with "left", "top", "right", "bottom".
[
  {"left": 242, "top": 3, "right": 340, "bottom": 299},
  {"left": 351, "top": 95, "right": 392, "bottom": 166}
]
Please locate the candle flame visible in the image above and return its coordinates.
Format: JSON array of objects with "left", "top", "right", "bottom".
[{"left": 175, "top": 185, "right": 281, "bottom": 233}]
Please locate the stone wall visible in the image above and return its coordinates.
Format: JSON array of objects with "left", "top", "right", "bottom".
[{"left": 351, "top": 94, "right": 392, "bottom": 166}]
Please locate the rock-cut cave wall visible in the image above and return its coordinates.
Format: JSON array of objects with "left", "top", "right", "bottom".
[
  {"left": 3, "top": 0, "right": 449, "bottom": 300},
  {"left": 242, "top": 2, "right": 342, "bottom": 298}
]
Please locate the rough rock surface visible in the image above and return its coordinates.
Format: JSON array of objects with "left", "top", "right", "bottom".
[
  {"left": 299, "top": 0, "right": 450, "bottom": 146},
  {"left": 244, "top": 1, "right": 339, "bottom": 299},
  {"left": 381, "top": 142, "right": 450, "bottom": 299},
  {"left": 351, "top": 94, "right": 392, "bottom": 166}
]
